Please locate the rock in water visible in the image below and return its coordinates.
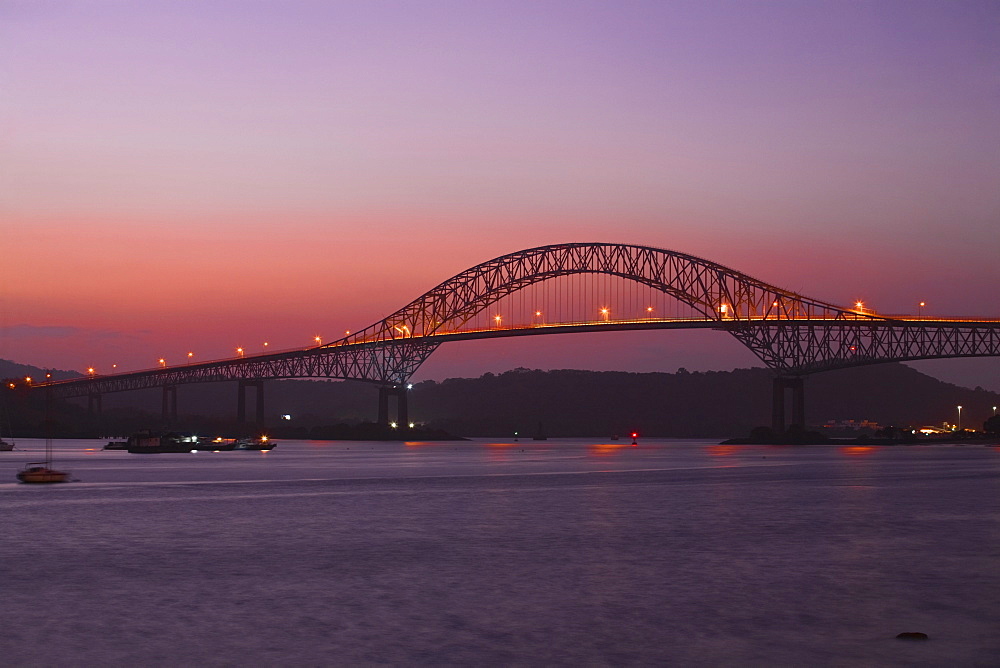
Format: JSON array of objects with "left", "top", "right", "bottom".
[{"left": 896, "top": 632, "right": 929, "bottom": 640}]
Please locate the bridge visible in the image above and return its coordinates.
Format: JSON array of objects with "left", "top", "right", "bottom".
[{"left": 17, "top": 242, "right": 1000, "bottom": 432}]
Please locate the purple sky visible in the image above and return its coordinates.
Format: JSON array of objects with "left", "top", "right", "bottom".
[{"left": 2, "top": 0, "right": 999, "bottom": 391}]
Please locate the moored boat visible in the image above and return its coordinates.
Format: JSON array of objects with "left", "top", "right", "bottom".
[
  {"left": 17, "top": 463, "right": 69, "bottom": 484},
  {"left": 233, "top": 435, "right": 275, "bottom": 450},
  {"left": 193, "top": 437, "right": 237, "bottom": 451},
  {"left": 126, "top": 431, "right": 199, "bottom": 453}
]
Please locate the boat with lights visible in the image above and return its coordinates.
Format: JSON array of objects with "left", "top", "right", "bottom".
[
  {"left": 126, "top": 431, "right": 201, "bottom": 453},
  {"left": 233, "top": 435, "right": 275, "bottom": 450}
]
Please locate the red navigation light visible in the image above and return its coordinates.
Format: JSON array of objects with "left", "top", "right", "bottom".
[{"left": 631, "top": 432, "right": 638, "bottom": 438}]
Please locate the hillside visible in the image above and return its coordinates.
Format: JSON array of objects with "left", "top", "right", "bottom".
[
  {"left": 5, "top": 361, "right": 996, "bottom": 438},
  {"left": 0, "top": 359, "right": 80, "bottom": 382}
]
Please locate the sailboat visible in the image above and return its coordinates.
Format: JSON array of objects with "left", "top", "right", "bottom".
[
  {"left": 16, "top": 390, "right": 69, "bottom": 482},
  {"left": 17, "top": 436, "right": 69, "bottom": 483}
]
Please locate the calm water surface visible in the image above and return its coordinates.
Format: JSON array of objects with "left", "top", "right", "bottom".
[{"left": 2, "top": 438, "right": 999, "bottom": 666}]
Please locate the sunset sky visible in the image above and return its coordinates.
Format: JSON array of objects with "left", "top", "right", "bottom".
[{"left": 3, "top": 1, "right": 999, "bottom": 389}]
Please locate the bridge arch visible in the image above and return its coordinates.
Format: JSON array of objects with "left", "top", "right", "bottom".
[{"left": 337, "top": 242, "right": 861, "bottom": 348}]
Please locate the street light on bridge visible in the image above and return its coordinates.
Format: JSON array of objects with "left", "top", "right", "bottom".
[
  {"left": 158, "top": 358, "right": 166, "bottom": 368},
  {"left": 919, "top": 301, "right": 925, "bottom": 317},
  {"left": 187, "top": 352, "right": 194, "bottom": 361},
  {"left": 314, "top": 336, "right": 322, "bottom": 346},
  {"left": 87, "top": 368, "right": 95, "bottom": 376},
  {"left": 236, "top": 348, "right": 244, "bottom": 358},
  {"left": 600, "top": 308, "right": 610, "bottom": 322},
  {"left": 494, "top": 314, "right": 502, "bottom": 328}
]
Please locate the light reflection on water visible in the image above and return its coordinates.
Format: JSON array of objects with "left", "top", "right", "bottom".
[{"left": 1, "top": 438, "right": 998, "bottom": 666}]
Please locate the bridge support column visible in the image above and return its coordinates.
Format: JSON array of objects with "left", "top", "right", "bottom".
[
  {"left": 397, "top": 388, "right": 408, "bottom": 428},
  {"left": 771, "top": 377, "right": 805, "bottom": 433},
  {"left": 237, "top": 381, "right": 264, "bottom": 425},
  {"left": 789, "top": 377, "right": 805, "bottom": 430},
  {"left": 88, "top": 392, "right": 102, "bottom": 417},
  {"left": 377, "top": 385, "right": 409, "bottom": 427},
  {"left": 771, "top": 379, "right": 785, "bottom": 433},
  {"left": 378, "top": 386, "right": 390, "bottom": 426},
  {"left": 162, "top": 385, "right": 177, "bottom": 426}
]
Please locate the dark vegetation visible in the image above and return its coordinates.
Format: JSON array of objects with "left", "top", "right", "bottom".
[{"left": 2, "top": 358, "right": 998, "bottom": 439}]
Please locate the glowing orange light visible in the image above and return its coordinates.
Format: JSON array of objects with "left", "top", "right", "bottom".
[
  {"left": 646, "top": 306, "right": 654, "bottom": 312},
  {"left": 263, "top": 342, "right": 269, "bottom": 348},
  {"left": 7, "top": 383, "right": 14, "bottom": 389},
  {"left": 855, "top": 301, "right": 864, "bottom": 311},
  {"left": 24, "top": 376, "right": 31, "bottom": 383},
  {"left": 187, "top": 352, "right": 194, "bottom": 359},
  {"left": 236, "top": 348, "right": 244, "bottom": 357},
  {"left": 111, "top": 364, "right": 117, "bottom": 370},
  {"left": 535, "top": 311, "right": 542, "bottom": 317},
  {"left": 772, "top": 301, "right": 779, "bottom": 307},
  {"left": 88, "top": 368, "right": 95, "bottom": 375},
  {"left": 158, "top": 358, "right": 166, "bottom": 366},
  {"left": 314, "top": 336, "right": 322, "bottom": 344},
  {"left": 719, "top": 304, "right": 728, "bottom": 314}
]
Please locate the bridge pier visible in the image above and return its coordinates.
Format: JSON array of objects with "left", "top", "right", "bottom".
[
  {"left": 162, "top": 385, "right": 177, "bottom": 425},
  {"left": 88, "top": 392, "right": 102, "bottom": 417},
  {"left": 237, "top": 380, "right": 265, "bottom": 425},
  {"left": 771, "top": 376, "right": 805, "bottom": 433},
  {"left": 377, "top": 385, "right": 408, "bottom": 427}
]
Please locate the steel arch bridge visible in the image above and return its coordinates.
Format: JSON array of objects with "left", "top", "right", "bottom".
[{"left": 25, "top": 242, "right": 1000, "bottom": 430}]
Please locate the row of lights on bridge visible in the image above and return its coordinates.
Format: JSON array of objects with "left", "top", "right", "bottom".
[
  {"left": 68, "top": 299, "right": 934, "bottom": 377},
  {"left": 80, "top": 334, "right": 335, "bottom": 375},
  {"left": 492, "top": 299, "right": 923, "bottom": 323},
  {"left": 491, "top": 306, "right": 659, "bottom": 326}
]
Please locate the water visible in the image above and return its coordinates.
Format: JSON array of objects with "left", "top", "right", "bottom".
[{"left": 2, "top": 438, "right": 998, "bottom": 666}]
